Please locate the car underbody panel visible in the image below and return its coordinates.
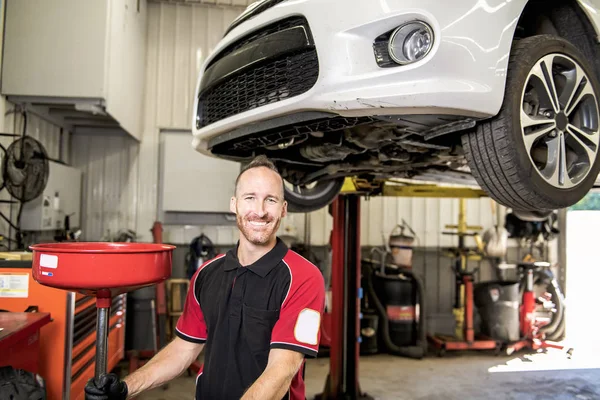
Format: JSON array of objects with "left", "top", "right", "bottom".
[{"left": 209, "top": 111, "right": 479, "bottom": 186}]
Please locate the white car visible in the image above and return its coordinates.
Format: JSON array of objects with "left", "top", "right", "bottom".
[{"left": 191, "top": 0, "right": 600, "bottom": 213}]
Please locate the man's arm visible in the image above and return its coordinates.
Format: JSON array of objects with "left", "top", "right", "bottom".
[
  {"left": 123, "top": 336, "right": 204, "bottom": 398},
  {"left": 240, "top": 349, "right": 304, "bottom": 400}
]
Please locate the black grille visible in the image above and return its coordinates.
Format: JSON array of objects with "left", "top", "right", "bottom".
[
  {"left": 197, "top": 18, "right": 319, "bottom": 129},
  {"left": 373, "top": 30, "right": 396, "bottom": 68},
  {"left": 208, "top": 17, "right": 308, "bottom": 69},
  {"left": 224, "top": 0, "right": 287, "bottom": 37}
]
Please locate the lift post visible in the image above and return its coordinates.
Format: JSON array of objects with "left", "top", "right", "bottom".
[{"left": 317, "top": 194, "right": 373, "bottom": 400}]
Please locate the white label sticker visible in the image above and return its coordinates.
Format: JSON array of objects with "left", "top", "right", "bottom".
[
  {"left": 0, "top": 274, "right": 29, "bottom": 298},
  {"left": 294, "top": 308, "right": 321, "bottom": 345},
  {"left": 40, "top": 254, "right": 58, "bottom": 269}
]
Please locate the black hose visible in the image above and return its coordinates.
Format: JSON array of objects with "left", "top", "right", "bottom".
[
  {"left": 539, "top": 276, "right": 566, "bottom": 338},
  {"left": 365, "top": 264, "right": 426, "bottom": 359},
  {"left": 546, "top": 313, "right": 566, "bottom": 342},
  {"left": 532, "top": 268, "right": 564, "bottom": 335}
]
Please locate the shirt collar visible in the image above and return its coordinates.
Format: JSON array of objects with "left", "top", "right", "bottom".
[{"left": 224, "top": 237, "right": 288, "bottom": 278}]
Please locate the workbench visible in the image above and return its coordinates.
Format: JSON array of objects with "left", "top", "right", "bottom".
[{"left": 0, "top": 312, "right": 51, "bottom": 374}]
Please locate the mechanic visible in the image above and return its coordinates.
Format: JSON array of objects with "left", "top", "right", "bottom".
[{"left": 85, "top": 155, "right": 326, "bottom": 400}]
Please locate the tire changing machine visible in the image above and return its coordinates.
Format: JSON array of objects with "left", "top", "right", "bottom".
[{"left": 427, "top": 198, "right": 501, "bottom": 355}]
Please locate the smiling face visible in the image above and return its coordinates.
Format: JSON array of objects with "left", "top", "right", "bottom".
[{"left": 231, "top": 166, "right": 287, "bottom": 247}]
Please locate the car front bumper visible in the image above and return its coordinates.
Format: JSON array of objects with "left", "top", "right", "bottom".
[{"left": 191, "top": 0, "right": 527, "bottom": 154}]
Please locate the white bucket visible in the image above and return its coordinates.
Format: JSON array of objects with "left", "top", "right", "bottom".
[{"left": 388, "top": 225, "right": 415, "bottom": 268}]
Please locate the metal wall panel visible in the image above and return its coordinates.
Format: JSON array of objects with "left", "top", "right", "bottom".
[
  {"left": 154, "top": 3, "right": 241, "bottom": 129},
  {"left": 71, "top": 128, "right": 139, "bottom": 241},
  {"left": 360, "top": 196, "right": 497, "bottom": 248},
  {"left": 136, "top": 2, "right": 243, "bottom": 241}
]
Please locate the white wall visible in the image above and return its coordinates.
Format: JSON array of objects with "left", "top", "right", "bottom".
[
  {"left": 105, "top": 0, "right": 148, "bottom": 141},
  {"left": 565, "top": 210, "right": 599, "bottom": 351}
]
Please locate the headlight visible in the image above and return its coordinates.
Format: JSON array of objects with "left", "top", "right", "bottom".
[{"left": 388, "top": 21, "right": 434, "bottom": 65}]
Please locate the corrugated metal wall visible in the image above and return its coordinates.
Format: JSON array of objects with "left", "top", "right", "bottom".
[
  {"left": 136, "top": 2, "right": 502, "bottom": 247},
  {"left": 71, "top": 128, "right": 139, "bottom": 241},
  {"left": 135, "top": 2, "right": 244, "bottom": 242},
  {"left": 360, "top": 196, "right": 498, "bottom": 248}
]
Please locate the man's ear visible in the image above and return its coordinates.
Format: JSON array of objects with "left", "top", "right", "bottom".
[
  {"left": 230, "top": 196, "right": 237, "bottom": 214},
  {"left": 281, "top": 200, "right": 288, "bottom": 218}
]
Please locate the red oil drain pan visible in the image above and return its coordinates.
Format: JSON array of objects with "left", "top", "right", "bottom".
[
  {"left": 29, "top": 242, "right": 176, "bottom": 387},
  {"left": 30, "top": 242, "right": 175, "bottom": 297}
]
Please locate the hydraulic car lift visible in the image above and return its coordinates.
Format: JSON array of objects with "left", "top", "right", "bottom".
[
  {"left": 317, "top": 179, "right": 489, "bottom": 399},
  {"left": 316, "top": 193, "right": 373, "bottom": 400}
]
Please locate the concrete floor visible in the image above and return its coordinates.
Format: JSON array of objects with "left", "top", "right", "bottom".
[{"left": 138, "top": 347, "right": 600, "bottom": 400}]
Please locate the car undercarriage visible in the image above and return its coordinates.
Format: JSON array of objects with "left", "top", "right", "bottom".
[{"left": 209, "top": 113, "right": 478, "bottom": 187}]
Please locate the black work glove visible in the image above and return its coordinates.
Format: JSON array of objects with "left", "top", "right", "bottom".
[{"left": 85, "top": 373, "right": 128, "bottom": 400}]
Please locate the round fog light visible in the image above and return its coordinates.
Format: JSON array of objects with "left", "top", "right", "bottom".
[{"left": 388, "top": 21, "right": 434, "bottom": 65}]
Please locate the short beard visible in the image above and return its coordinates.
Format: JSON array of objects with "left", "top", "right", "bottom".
[{"left": 236, "top": 213, "right": 281, "bottom": 246}]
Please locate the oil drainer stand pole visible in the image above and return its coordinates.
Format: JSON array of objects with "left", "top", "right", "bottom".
[{"left": 317, "top": 194, "right": 373, "bottom": 400}]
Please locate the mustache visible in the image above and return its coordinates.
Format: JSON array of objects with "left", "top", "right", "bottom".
[{"left": 245, "top": 215, "right": 273, "bottom": 222}]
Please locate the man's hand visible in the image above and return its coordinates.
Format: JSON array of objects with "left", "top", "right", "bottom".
[
  {"left": 241, "top": 349, "right": 304, "bottom": 400},
  {"left": 85, "top": 373, "right": 128, "bottom": 400},
  {"left": 122, "top": 337, "right": 204, "bottom": 397}
]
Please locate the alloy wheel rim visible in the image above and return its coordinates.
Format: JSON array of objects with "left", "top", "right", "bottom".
[{"left": 520, "top": 53, "right": 599, "bottom": 189}]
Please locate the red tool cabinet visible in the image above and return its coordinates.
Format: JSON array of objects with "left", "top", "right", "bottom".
[{"left": 0, "top": 261, "right": 126, "bottom": 400}]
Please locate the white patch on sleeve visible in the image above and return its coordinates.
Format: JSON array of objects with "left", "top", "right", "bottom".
[{"left": 294, "top": 309, "right": 321, "bottom": 345}]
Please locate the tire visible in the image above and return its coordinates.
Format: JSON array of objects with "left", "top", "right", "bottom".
[
  {"left": 0, "top": 366, "right": 46, "bottom": 400},
  {"left": 462, "top": 35, "right": 600, "bottom": 211},
  {"left": 512, "top": 209, "right": 553, "bottom": 222},
  {"left": 284, "top": 177, "right": 344, "bottom": 213}
]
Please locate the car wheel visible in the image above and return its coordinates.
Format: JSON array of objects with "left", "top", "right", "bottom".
[
  {"left": 0, "top": 366, "right": 46, "bottom": 400},
  {"left": 462, "top": 35, "right": 600, "bottom": 211},
  {"left": 511, "top": 209, "right": 553, "bottom": 222},
  {"left": 284, "top": 177, "right": 345, "bottom": 213}
]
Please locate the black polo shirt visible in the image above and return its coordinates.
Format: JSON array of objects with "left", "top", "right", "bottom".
[{"left": 175, "top": 238, "right": 325, "bottom": 400}]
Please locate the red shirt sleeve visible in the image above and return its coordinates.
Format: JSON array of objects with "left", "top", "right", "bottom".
[
  {"left": 175, "top": 255, "right": 223, "bottom": 343},
  {"left": 270, "top": 253, "right": 325, "bottom": 357}
]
